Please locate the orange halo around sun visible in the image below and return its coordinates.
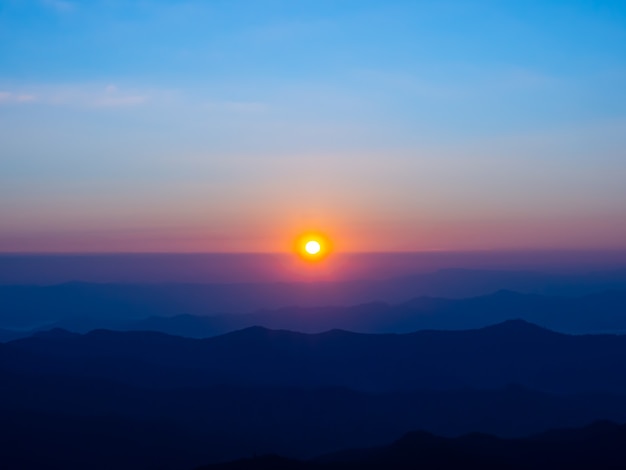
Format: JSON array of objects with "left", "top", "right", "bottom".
[{"left": 294, "top": 232, "right": 332, "bottom": 261}]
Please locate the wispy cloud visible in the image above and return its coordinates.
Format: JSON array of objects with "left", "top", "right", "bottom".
[
  {"left": 0, "top": 84, "right": 152, "bottom": 108},
  {"left": 0, "top": 91, "right": 38, "bottom": 104}
]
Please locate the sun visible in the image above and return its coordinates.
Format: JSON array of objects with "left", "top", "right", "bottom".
[
  {"left": 294, "top": 232, "right": 331, "bottom": 261},
  {"left": 305, "top": 240, "right": 321, "bottom": 255}
]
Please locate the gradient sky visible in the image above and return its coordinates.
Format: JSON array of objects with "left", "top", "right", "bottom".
[{"left": 1, "top": 0, "right": 626, "bottom": 253}]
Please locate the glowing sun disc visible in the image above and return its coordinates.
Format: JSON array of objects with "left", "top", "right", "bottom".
[
  {"left": 305, "top": 240, "right": 321, "bottom": 255},
  {"left": 294, "top": 232, "right": 332, "bottom": 261}
]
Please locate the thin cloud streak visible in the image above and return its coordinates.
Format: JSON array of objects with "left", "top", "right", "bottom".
[
  {"left": 0, "top": 84, "right": 156, "bottom": 108},
  {"left": 0, "top": 92, "right": 38, "bottom": 104}
]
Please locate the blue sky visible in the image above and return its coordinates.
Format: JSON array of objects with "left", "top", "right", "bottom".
[{"left": 1, "top": 0, "right": 625, "bottom": 252}]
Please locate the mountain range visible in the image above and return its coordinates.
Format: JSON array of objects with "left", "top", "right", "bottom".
[
  {"left": 3, "top": 268, "right": 626, "bottom": 331},
  {"left": 3, "top": 285, "right": 626, "bottom": 338},
  {"left": 201, "top": 421, "right": 626, "bottom": 469},
  {"left": 6, "top": 320, "right": 626, "bottom": 393},
  {"left": 3, "top": 321, "right": 626, "bottom": 467}
]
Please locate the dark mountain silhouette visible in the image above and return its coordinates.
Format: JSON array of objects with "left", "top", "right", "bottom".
[
  {"left": 3, "top": 365, "right": 626, "bottom": 444},
  {"left": 201, "top": 421, "right": 626, "bottom": 469},
  {"left": 0, "top": 408, "right": 239, "bottom": 470},
  {"left": 4, "top": 288, "right": 626, "bottom": 338},
  {"left": 2, "top": 269, "right": 626, "bottom": 330},
  {"left": 118, "top": 289, "right": 626, "bottom": 337},
  {"left": 2, "top": 368, "right": 626, "bottom": 467},
  {"left": 4, "top": 322, "right": 626, "bottom": 466},
  {"left": 5, "top": 321, "right": 626, "bottom": 393}
]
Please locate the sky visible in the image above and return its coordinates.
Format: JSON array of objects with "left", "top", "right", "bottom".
[{"left": 1, "top": 0, "right": 626, "bottom": 253}]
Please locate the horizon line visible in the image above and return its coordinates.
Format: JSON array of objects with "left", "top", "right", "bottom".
[{"left": 2, "top": 249, "right": 626, "bottom": 256}]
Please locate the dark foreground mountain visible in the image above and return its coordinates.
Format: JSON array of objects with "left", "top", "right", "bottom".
[
  {"left": 5, "top": 320, "right": 626, "bottom": 393},
  {"left": 2, "top": 368, "right": 626, "bottom": 452},
  {"left": 201, "top": 421, "right": 626, "bottom": 470},
  {"left": 2, "top": 375, "right": 626, "bottom": 468},
  {"left": 3, "top": 322, "right": 626, "bottom": 467}
]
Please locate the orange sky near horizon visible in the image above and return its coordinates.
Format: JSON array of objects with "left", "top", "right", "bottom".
[{"left": 1, "top": 213, "right": 625, "bottom": 254}]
